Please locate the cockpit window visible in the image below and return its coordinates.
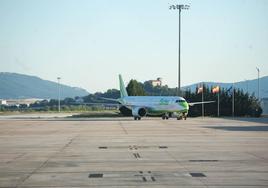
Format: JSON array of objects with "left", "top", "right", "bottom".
[{"left": 176, "top": 99, "right": 185, "bottom": 103}]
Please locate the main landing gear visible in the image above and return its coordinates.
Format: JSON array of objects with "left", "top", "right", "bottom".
[
  {"left": 177, "top": 116, "right": 182, "bottom": 120},
  {"left": 162, "top": 115, "right": 169, "bottom": 120},
  {"left": 162, "top": 113, "right": 169, "bottom": 120},
  {"left": 134, "top": 117, "right": 141, "bottom": 120}
]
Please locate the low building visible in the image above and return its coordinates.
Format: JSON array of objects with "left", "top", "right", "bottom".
[{"left": 3, "top": 98, "right": 43, "bottom": 107}]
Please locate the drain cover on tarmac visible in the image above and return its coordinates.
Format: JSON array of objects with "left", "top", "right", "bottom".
[
  {"left": 89, "top": 173, "right": 103, "bottom": 178},
  {"left": 189, "top": 173, "right": 206, "bottom": 177}
]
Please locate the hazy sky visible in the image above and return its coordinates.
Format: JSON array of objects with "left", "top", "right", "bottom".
[{"left": 0, "top": 0, "right": 267, "bottom": 93}]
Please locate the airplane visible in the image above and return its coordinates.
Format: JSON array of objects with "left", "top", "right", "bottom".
[{"left": 102, "top": 75, "right": 214, "bottom": 120}]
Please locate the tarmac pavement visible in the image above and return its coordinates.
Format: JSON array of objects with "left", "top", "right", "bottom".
[{"left": 0, "top": 117, "right": 268, "bottom": 187}]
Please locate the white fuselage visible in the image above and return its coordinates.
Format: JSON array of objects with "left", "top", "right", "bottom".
[{"left": 120, "top": 96, "right": 189, "bottom": 115}]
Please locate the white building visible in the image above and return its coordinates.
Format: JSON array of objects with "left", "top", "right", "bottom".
[
  {"left": 0, "top": 99, "right": 7, "bottom": 105},
  {"left": 149, "top": 78, "right": 162, "bottom": 87},
  {"left": 260, "top": 98, "right": 268, "bottom": 115}
]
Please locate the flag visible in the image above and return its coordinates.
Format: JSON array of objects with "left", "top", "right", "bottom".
[
  {"left": 197, "top": 86, "right": 203, "bottom": 94},
  {"left": 212, "top": 86, "right": 220, "bottom": 93},
  {"left": 226, "top": 86, "right": 232, "bottom": 92},
  {"left": 227, "top": 86, "right": 233, "bottom": 95}
]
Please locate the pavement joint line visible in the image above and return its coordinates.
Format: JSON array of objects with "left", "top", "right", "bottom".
[
  {"left": 60, "top": 135, "right": 79, "bottom": 152},
  {"left": 6, "top": 153, "right": 25, "bottom": 164},
  {"left": 15, "top": 134, "right": 79, "bottom": 187},
  {"left": 196, "top": 175, "right": 209, "bottom": 188},
  {"left": 118, "top": 121, "right": 128, "bottom": 134},
  {"left": 245, "top": 151, "right": 267, "bottom": 161},
  {"left": 188, "top": 160, "right": 219, "bottom": 162},
  {"left": 15, "top": 155, "right": 51, "bottom": 187}
]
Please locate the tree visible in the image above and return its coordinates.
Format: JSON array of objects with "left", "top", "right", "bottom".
[
  {"left": 102, "top": 89, "right": 120, "bottom": 98},
  {"left": 63, "top": 97, "right": 75, "bottom": 105},
  {"left": 126, "top": 79, "right": 146, "bottom": 96}
]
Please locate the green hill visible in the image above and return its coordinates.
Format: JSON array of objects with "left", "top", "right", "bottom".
[{"left": 0, "top": 72, "right": 89, "bottom": 99}]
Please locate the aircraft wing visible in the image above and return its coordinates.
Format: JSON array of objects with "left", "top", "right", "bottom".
[
  {"left": 188, "top": 101, "right": 215, "bottom": 106},
  {"left": 71, "top": 102, "right": 120, "bottom": 107},
  {"left": 71, "top": 97, "right": 121, "bottom": 107}
]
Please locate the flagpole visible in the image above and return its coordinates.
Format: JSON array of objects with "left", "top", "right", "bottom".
[
  {"left": 202, "top": 83, "right": 204, "bottom": 118},
  {"left": 232, "top": 83, "right": 235, "bottom": 117},
  {"left": 217, "top": 90, "right": 220, "bottom": 117}
]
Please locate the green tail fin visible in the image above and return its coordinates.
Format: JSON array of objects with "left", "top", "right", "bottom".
[{"left": 119, "top": 74, "right": 128, "bottom": 98}]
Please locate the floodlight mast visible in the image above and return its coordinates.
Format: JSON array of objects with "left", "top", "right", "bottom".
[
  {"left": 169, "top": 4, "right": 190, "bottom": 96},
  {"left": 57, "top": 77, "right": 61, "bottom": 113},
  {"left": 256, "top": 67, "right": 260, "bottom": 100}
]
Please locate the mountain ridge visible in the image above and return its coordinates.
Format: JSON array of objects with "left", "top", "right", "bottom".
[
  {"left": 1, "top": 72, "right": 267, "bottom": 99},
  {"left": 182, "top": 76, "right": 268, "bottom": 98},
  {"left": 0, "top": 72, "right": 89, "bottom": 99}
]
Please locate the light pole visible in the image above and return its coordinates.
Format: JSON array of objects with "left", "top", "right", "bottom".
[
  {"left": 256, "top": 67, "right": 260, "bottom": 100},
  {"left": 57, "top": 77, "right": 61, "bottom": 113},
  {"left": 232, "top": 83, "right": 235, "bottom": 117},
  {"left": 202, "top": 82, "right": 204, "bottom": 118},
  {"left": 169, "top": 4, "right": 190, "bottom": 96},
  {"left": 244, "top": 79, "right": 248, "bottom": 94}
]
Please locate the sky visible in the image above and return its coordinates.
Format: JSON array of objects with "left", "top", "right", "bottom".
[{"left": 0, "top": 0, "right": 267, "bottom": 93}]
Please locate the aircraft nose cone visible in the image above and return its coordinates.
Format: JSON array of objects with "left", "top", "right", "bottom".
[
  {"left": 186, "top": 102, "right": 189, "bottom": 110},
  {"left": 184, "top": 102, "right": 189, "bottom": 110},
  {"left": 179, "top": 101, "right": 189, "bottom": 110}
]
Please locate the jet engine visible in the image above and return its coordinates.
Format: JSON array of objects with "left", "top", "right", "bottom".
[{"left": 132, "top": 107, "right": 147, "bottom": 117}]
